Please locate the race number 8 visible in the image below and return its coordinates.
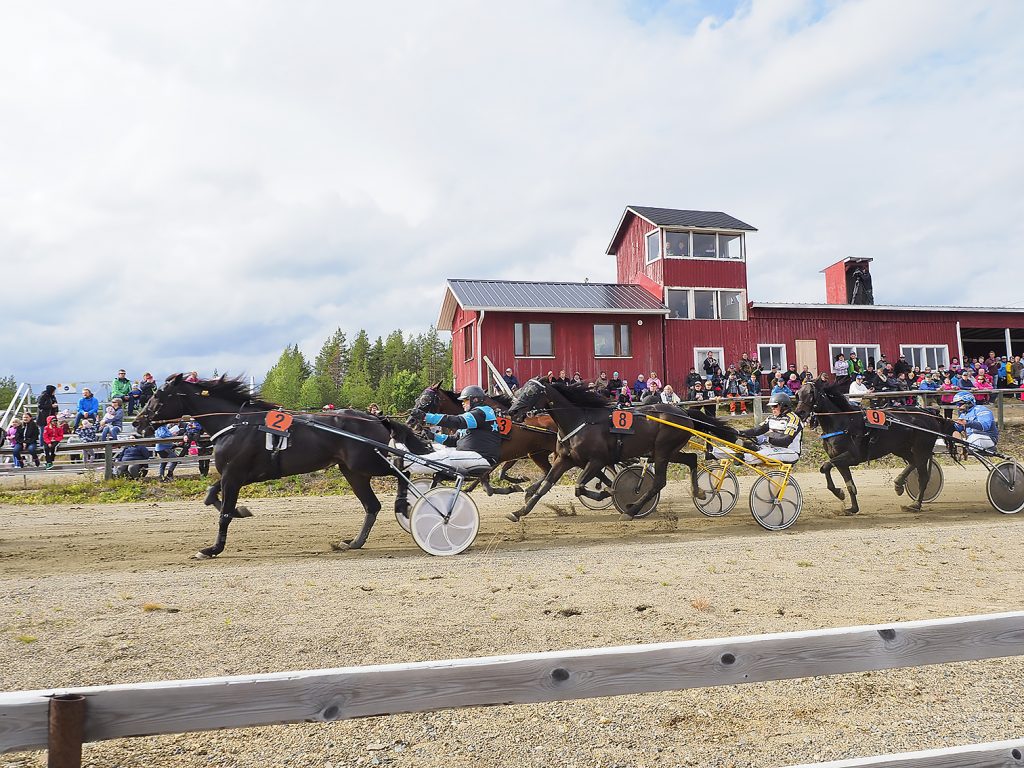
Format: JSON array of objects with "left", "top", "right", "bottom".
[{"left": 613, "top": 411, "right": 634, "bottom": 430}]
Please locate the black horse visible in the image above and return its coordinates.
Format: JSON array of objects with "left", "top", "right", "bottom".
[
  {"left": 132, "top": 374, "right": 431, "bottom": 558},
  {"left": 794, "top": 380, "right": 955, "bottom": 515},
  {"left": 408, "top": 384, "right": 556, "bottom": 494},
  {"left": 505, "top": 379, "right": 738, "bottom": 521}
]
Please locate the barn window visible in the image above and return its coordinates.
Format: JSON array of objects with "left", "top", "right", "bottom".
[
  {"left": 720, "top": 290, "right": 744, "bottom": 320},
  {"left": 666, "top": 289, "right": 689, "bottom": 319},
  {"left": 665, "top": 231, "right": 690, "bottom": 258},
  {"left": 594, "top": 324, "right": 631, "bottom": 357},
  {"left": 758, "top": 344, "right": 787, "bottom": 372},
  {"left": 463, "top": 324, "right": 473, "bottom": 362},
  {"left": 900, "top": 345, "right": 949, "bottom": 370},
  {"left": 666, "top": 288, "right": 745, "bottom": 320},
  {"left": 515, "top": 322, "right": 553, "bottom": 357},
  {"left": 693, "top": 290, "right": 717, "bottom": 319},
  {"left": 665, "top": 231, "right": 744, "bottom": 260},
  {"left": 693, "top": 233, "right": 717, "bottom": 259},
  {"left": 645, "top": 230, "right": 661, "bottom": 264},
  {"left": 829, "top": 344, "right": 881, "bottom": 369}
]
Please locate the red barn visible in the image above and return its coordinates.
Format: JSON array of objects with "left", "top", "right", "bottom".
[{"left": 438, "top": 205, "right": 1024, "bottom": 390}]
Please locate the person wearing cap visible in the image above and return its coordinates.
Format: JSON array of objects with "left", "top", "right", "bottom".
[
  {"left": 893, "top": 354, "right": 912, "bottom": 377},
  {"left": 951, "top": 391, "right": 997, "bottom": 451},
  {"left": 737, "top": 391, "right": 802, "bottom": 464},
  {"left": 406, "top": 385, "right": 502, "bottom": 474},
  {"left": 501, "top": 367, "right": 520, "bottom": 391},
  {"left": 848, "top": 374, "right": 871, "bottom": 407}
]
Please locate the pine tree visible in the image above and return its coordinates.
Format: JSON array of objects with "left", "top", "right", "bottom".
[
  {"left": 368, "top": 336, "right": 385, "bottom": 382},
  {"left": 260, "top": 345, "right": 309, "bottom": 408}
]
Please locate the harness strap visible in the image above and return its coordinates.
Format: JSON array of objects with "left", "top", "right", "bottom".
[
  {"left": 558, "top": 422, "right": 588, "bottom": 444},
  {"left": 209, "top": 425, "right": 237, "bottom": 443},
  {"left": 820, "top": 430, "right": 847, "bottom": 439}
]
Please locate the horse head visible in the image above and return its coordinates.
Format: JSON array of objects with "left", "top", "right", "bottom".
[
  {"left": 407, "top": 383, "right": 441, "bottom": 427},
  {"left": 507, "top": 378, "right": 550, "bottom": 422},
  {"left": 793, "top": 381, "right": 816, "bottom": 421},
  {"left": 133, "top": 373, "right": 190, "bottom": 436}
]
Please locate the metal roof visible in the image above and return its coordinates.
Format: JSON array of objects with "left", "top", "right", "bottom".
[
  {"left": 438, "top": 279, "right": 668, "bottom": 330},
  {"left": 606, "top": 206, "right": 757, "bottom": 254},
  {"left": 751, "top": 302, "right": 1024, "bottom": 314}
]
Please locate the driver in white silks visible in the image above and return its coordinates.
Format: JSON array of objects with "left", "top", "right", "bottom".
[
  {"left": 951, "top": 391, "right": 998, "bottom": 451},
  {"left": 733, "top": 391, "right": 803, "bottom": 464},
  {"left": 405, "top": 385, "right": 503, "bottom": 475}
]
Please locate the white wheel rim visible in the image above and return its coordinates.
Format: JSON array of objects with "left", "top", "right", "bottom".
[
  {"left": 397, "top": 480, "right": 433, "bottom": 534},
  {"left": 750, "top": 472, "right": 802, "bottom": 531},
  {"left": 694, "top": 464, "right": 739, "bottom": 517},
  {"left": 410, "top": 488, "right": 480, "bottom": 556},
  {"left": 905, "top": 459, "right": 943, "bottom": 503},
  {"left": 987, "top": 461, "right": 1024, "bottom": 514}
]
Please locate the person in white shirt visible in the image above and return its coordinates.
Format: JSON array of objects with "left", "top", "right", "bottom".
[{"left": 848, "top": 373, "right": 871, "bottom": 407}]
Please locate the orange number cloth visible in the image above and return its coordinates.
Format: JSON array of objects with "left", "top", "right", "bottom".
[{"left": 264, "top": 411, "right": 294, "bottom": 431}]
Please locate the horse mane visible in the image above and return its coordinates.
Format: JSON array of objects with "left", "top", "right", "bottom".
[
  {"left": 550, "top": 381, "right": 613, "bottom": 409},
  {"left": 177, "top": 375, "right": 279, "bottom": 410},
  {"left": 821, "top": 382, "right": 856, "bottom": 412},
  {"left": 488, "top": 392, "right": 512, "bottom": 408}
]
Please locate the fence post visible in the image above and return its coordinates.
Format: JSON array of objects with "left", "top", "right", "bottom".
[
  {"left": 753, "top": 393, "right": 762, "bottom": 422},
  {"left": 103, "top": 445, "right": 113, "bottom": 481},
  {"left": 997, "top": 391, "right": 1004, "bottom": 431},
  {"left": 48, "top": 693, "right": 86, "bottom": 768}
]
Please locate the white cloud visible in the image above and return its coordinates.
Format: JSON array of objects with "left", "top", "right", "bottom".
[{"left": 1, "top": 0, "right": 1022, "bottom": 388}]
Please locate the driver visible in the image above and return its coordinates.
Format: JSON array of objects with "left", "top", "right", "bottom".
[
  {"left": 406, "top": 385, "right": 502, "bottom": 474},
  {"left": 736, "top": 391, "right": 803, "bottom": 464},
  {"left": 951, "top": 391, "right": 997, "bottom": 451}
]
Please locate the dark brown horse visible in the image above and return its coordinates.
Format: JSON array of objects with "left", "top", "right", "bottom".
[
  {"left": 506, "top": 379, "right": 738, "bottom": 520},
  {"left": 133, "top": 375, "right": 432, "bottom": 557},
  {"left": 407, "top": 384, "right": 556, "bottom": 494}
]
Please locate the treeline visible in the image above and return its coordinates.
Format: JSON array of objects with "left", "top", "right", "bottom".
[
  {"left": 0, "top": 375, "right": 17, "bottom": 409},
  {"left": 259, "top": 327, "right": 452, "bottom": 412}
]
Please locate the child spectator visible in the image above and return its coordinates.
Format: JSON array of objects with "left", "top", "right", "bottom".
[
  {"left": 76, "top": 417, "right": 98, "bottom": 461},
  {"left": 6, "top": 421, "right": 23, "bottom": 467},
  {"left": 99, "top": 398, "right": 125, "bottom": 441},
  {"left": 736, "top": 377, "right": 750, "bottom": 414},
  {"left": 154, "top": 423, "right": 179, "bottom": 481},
  {"left": 42, "top": 415, "right": 65, "bottom": 469},
  {"left": 182, "top": 418, "right": 210, "bottom": 477}
]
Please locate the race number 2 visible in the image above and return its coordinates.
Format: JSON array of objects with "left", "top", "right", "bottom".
[
  {"left": 265, "top": 410, "right": 294, "bottom": 432},
  {"left": 610, "top": 410, "right": 635, "bottom": 433}
]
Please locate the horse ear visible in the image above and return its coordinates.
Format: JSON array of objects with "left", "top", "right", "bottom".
[
  {"left": 432, "top": 381, "right": 441, "bottom": 389},
  {"left": 169, "top": 373, "right": 184, "bottom": 385}
]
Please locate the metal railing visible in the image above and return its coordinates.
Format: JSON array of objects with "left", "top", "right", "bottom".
[{"left": 0, "top": 435, "right": 210, "bottom": 481}]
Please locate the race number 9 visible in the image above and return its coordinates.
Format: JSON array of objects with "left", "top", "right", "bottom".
[
  {"left": 612, "top": 410, "right": 634, "bottom": 431},
  {"left": 496, "top": 416, "right": 513, "bottom": 435},
  {"left": 265, "top": 410, "right": 294, "bottom": 431},
  {"left": 865, "top": 409, "right": 887, "bottom": 427}
]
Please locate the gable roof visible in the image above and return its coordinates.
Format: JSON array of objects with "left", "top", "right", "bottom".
[
  {"left": 437, "top": 279, "right": 668, "bottom": 330},
  {"left": 606, "top": 206, "right": 757, "bottom": 254}
]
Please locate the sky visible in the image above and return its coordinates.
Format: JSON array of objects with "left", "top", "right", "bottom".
[{"left": 3, "top": 0, "right": 1023, "bottom": 390}]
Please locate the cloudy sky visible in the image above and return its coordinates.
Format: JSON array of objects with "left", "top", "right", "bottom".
[{"left": 3, "top": 0, "right": 1023, "bottom": 390}]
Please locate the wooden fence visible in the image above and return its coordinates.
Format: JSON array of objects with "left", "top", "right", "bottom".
[
  {"left": 0, "top": 435, "right": 210, "bottom": 481},
  {"left": 2, "top": 612, "right": 1022, "bottom": 767}
]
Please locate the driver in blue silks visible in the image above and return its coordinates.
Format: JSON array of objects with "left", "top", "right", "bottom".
[
  {"left": 951, "top": 391, "right": 998, "bottom": 451},
  {"left": 406, "top": 385, "right": 502, "bottom": 474}
]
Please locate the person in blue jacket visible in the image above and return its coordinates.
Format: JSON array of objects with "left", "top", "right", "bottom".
[
  {"left": 407, "top": 385, "right": 502, "bottom": 474},
  {"left": 951, "top": 391, "right": 997, "bottom": 452},
  {"left": 73, "top": 388, "right": 100, "bottom": 430}
]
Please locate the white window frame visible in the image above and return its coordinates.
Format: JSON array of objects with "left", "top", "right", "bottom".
[
  {"left": 645, "top": 228, "right": 661, "bottom": 265},
  {"left": 757, "top": 344, "right": 787, "bottom": 372},
  {"left": 593, "top": 323, "right": 632, "bottom": 358},
  {"left": 900, "top": 344, "right": 949, "bottom": 370},
  {"left": 829, "top": 343, "right": 881, "bottom": 368},
  {"left": 664, "top": 287, "right": 747, "bottom": 321},
  {"left": 514, "top": 322, "right": 555, "bottom": 359},
  {"left": 462, "top": 323, "right": 474, "bottom": 362},
  {"left": 694, "top": 347, "right": 725, "bottom": 376},
  {"left": 663, "top": 230, "right": 745, "bottom": 262}
]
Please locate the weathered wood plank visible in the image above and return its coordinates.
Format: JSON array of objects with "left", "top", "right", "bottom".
[
  {"left": 785, "top": 738, "right": 1024, "bottom": 767},
  {"left": 2, "top": 612, "right": 1023, "bottom": 754}
]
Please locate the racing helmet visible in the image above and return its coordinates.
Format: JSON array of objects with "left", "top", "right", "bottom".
[
  {"left": 458, "top": 385, "right": 487, "bottom": 404},
  {"left": 767, "top": 391, "right": 793, "bottom": 410},
  {"left": 952, "top": 391, "right": 976, "bottom": 411}
]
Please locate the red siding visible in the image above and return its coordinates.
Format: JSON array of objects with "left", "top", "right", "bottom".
[
  {"left": 450, "top": 307, "right": 477, "bottom": 390},
  {"left": 614, "top": 213, "right": 662, "bottom": 285},
  {"left": 479, "top": 311, "right": 665, "bottom": 386},
  {"left": 823, "top": 261, "right": 848, "bottom": 304},
  {"left": 662, "top": 258, "right": 747, "bottom": 291},
  {"left": 663, "top": 319, "right": 753, "bottom": 383}
]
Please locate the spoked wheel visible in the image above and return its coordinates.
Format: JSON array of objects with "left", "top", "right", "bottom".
[
  {"left": 578, "top": 465, "right": 619, "bottom": 511},
  {"left": 396, "top": 479, "right": 434, "bottom": 534},
  {"left": 611, "top": 465, "right": 659, "bottom": 518},
  {"left": 986, "top": 460, "right": 1024, "bottom": 514},
  {"left": 693, "top": 462, "right": 740, "bottom": 518},
  {"left": 410, "top": 487, "right": 480, "bottom": 556},
  {"left": 905, "top": 459, "right": 944, "bottom": 503},
  {"left": 749, "top": 471, "right": 802, "bottom": 531}
]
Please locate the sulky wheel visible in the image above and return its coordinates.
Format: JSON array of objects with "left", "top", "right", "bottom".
[
  {"left": 396, "top": 479, "right": 434, "bottom": 534},
  {"left": 578, "top": 465, "right": 619, "bottom": 511},
  {"left": 905, "top": 458, "right": 944, "bottom": 504},
  {"left": 693, "top": 461, "right": 740, "bottom": 517},
  {"left": 749, "top": 471, "right": 802, "bottom": 531},
  {"left": 985, "top": 460, "right": 1024, "bottom": 515},
  {"left": 409, "top": 487, "right": 480, "bottom": 556},
  {"left": 611, "top": 465, "right": 659, "bottom": 518}
]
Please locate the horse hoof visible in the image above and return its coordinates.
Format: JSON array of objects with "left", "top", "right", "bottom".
[
  {"left": 894, "top": 484, "right": 905, "bottom": 497},
  {"left": 192, "top": 551, "right": 213, "bottom": 560},
  {"left": 232, "top": 506, "right": 253, "bottom": 519},
  {"left": 834, "top": 489, "right": 846, "bottom": 501},
  {"left": 330, "top": 541, "right": 351, "bottom": 552},
  {"left": 843, "top": 509, "right": 858, "bottom": 516},
  {"left": 506, "top": 511, "right": 522, "bottom": 523},
  {"left": 618, "top": 513, "right": 634, "bottom": 522}
]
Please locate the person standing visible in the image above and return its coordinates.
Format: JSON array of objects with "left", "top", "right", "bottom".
[
  {"left": 502, "top": 367, "right": 520, "bottom": 391},
  {"left": 35, "top": 384, "right": 59, "bottom": 434}
]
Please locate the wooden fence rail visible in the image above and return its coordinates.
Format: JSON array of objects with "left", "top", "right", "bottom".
[{"left": 2, "top": 612, "right": 1023, "bottom": 765}]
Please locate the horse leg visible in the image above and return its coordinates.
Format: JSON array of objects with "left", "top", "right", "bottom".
[
  {"left": 905, "top": 455, "right": 931, "bottom": 511},
  {"left": 624, "top": 458, "right": 670, "bottom": 519},
  {"left": 893, "top": 462, "right": 916, "bottom": 498},
  {"left": 677, "top": 452, "right": 705, "bottom": 501},
  {"left": 394, "top": 471, "right": 410, "bottom": 525},
  {"left": 202, "top": 479, "right": 251, "bottom": 518},
  {"left": 508, "top": 455, "right": 574, "bottom": 522},
  {"left": 194, "top": 478, "right": 242, "bottom": 559},
  {"left": 833, "top": 464, "right": 859, "bottom": 515},
  {"left": 335, "top": 470, "right": 380, "bottom": 551},
  {"left": 497, "top": 460, "right": 527, "bottom": 486},
  {"left": 574, "top": 460, "right": 611, "bottom": 501}
]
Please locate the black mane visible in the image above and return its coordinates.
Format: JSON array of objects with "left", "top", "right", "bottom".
[
  {"left": 821, "top": 382, "right": 856, "bottom": 412},
  {"left": 550, "top": 381, "right": 613, "bottom": 409},
  {"left": 172, "top": 375, "right": 279, "bottom": 410}
]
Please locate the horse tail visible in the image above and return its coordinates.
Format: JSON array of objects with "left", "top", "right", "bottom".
[
  {"left": 381, "top": 418, "right": 433, "bottom": 456},
  {"left": 685, "top": 409, "right": 739, "bottom": 444}
]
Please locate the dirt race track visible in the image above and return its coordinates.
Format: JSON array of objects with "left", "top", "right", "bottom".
[{"left": 3, "top": 464, "right": 1024, "bottom": 767}]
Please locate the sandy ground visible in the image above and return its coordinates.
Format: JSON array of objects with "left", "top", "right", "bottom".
[{"left": 2, "top": 465, "right": 1023, "bottom": 767}]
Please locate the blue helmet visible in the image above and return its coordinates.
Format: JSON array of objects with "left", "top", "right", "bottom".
[{"left": 952, "top": 391, "right": 976, "bottom": 410}]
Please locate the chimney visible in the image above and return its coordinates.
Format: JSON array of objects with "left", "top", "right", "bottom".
[{"left": 822, "top": 258, "right": 874, "bottom": 305}]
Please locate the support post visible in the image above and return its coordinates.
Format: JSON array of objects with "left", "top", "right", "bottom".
[
  {"left": 1005, "top": 327, "right": 1012, "bottom": 358},
  {"left": 753, "top": 393, "right": 763, "bottom": 422},
  {"left": 48, "top": 694, "right": 86, "bottom": 768},
  {"left": 103, "top": 445, "right": 113, "bottom": 481},
  {"left": 997, "top": 391, "right": 1004, "bottom": 431}
]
